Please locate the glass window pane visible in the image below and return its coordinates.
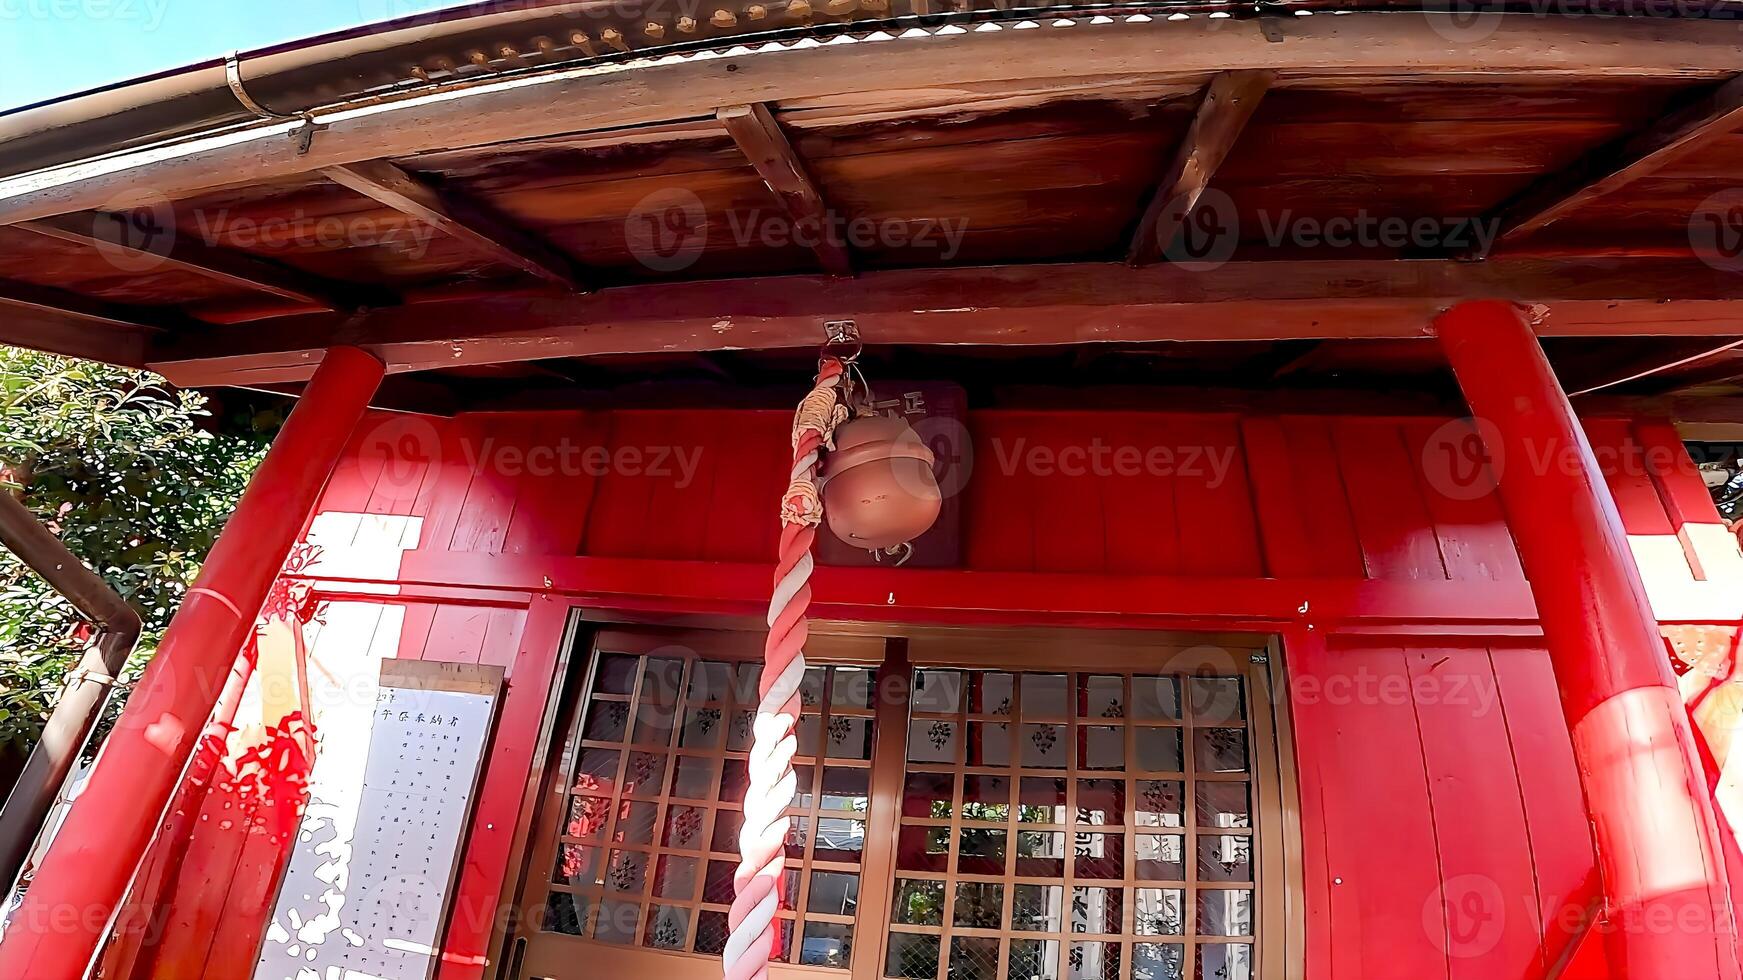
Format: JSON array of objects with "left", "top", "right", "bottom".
[
  {"left": 633, "top": 701, "right": 677, "bottom": 746},
  {"left": 823, "top": 766, "right": 870, "bottom": 814},
  {"left": 1196, "top": 943, "right": 1254, "bottom": 980},
  {"left": 644, "top": 904, "right": 689, "bottom": 949},
  {"left": 1196, "top": 782, "right": 1251, "bottom": 828},
  {"left": 898, "top": 826, "right": 951, "bottom": 872},
  {"left": 970, "top": 671, "right": 1016, "bottom": 716},
  {"left": 914, "top": 670, "right": 963, "bottom": 712},
  {"left": 1023, "top": 674, "right": 1069, "bottom": 720},
  {"left": 726, "top": 709, "right": 754, "bottom": 751},
  {"left": 711, "top": 809, "right": 742, "bottom": 854},
  {"left": 887, "top": 933, "right": 942, "bottom": 979},
  {"left": 662, "top": 805, "right": 707, "bottom": 850},
  {"left": 1195, "top": 729, "right": 1248, "bottom": 773},
  {"left": 1081, "top": 675, "right": 1125, "bottom": 719},
  {"left": 554, "top": 842, "right": 603, "bottom": 888},
  {"left": 614, "top": 802, "right": 657, "bottom": 845},
  {"left": 951, "top": 937, "right": 1001, "bottom": 980},
  {"left": 1136, "top": 834, "right": 1185, "bottom": 882},
  {"left": 892, "top": 879, "right": 947, "bottom": 925},
  {"left": 688, "top": 661, "right": 733, "bottom": 703},
  {"left": 968, "top": 722, "right": 1014, "bottom": 767},
  {"left": 1080, "top": 727, "right": 1123, "bottom": 770},
  {"left": 1134, "top": 728, "right": 1183, "bottom": 773},
  {"left": 1134, "top": 888, "right": 1184, "bottom": 936},
  {"left": 904, "top": 771, "right": 955, "bottom": 818},
  {"left": 1069, "top": 887, "right": 1122, "bottom": 935},
  {"left": 1022, "top": 724, "right": 1068, "bottom": 769},
  {"left": 1132, "top": 676, "right": 1180, "bottom": 721},
  {"left": 593, "top": 654, "right": 638, "bottom": 695},
  {"left": 958, "top": 827, "right": 1008, "bottom": 875},
  {"left": 544, "top": 891, "right": 588, "bottom": 936},
  {"left": 1135, "top": 780, "right": 1184, "bottom": 827},
  {"left": 731, "top": 663, "right": 762, "bottom": 705},
  {"left": 672, "top": 756, "right": 719, "bottom": 799},
  {"left": 681, "top": 706, "right": 725, "bottom": 748},
  {"left": 963, "top": 774, "right": 1012, "bottom": 821},
  {"left": 695, "top": 909, "right": 730, "bottom": 955},
  {"left": 1132, "top": 943, "right": 1185, "bottom": 980},
  {"left": 1009, "top": 939, "right": 1060, "bottom": 980},
  {"left": 954, "top": 881, "right": 1005, "bottom": 928},
  {"left": 1199, "top": 835, "right": 1253, "bottom": 882},
  {"left": 1074, "top": 833, "right": 1123, "bottom": 880},
  {"left": 831, "top": 667, "right": 876, "bottom": 709},
  {"left": 1019, "top": 778, "right": 1068, "bottom": 824},
  {"left": 584, "top": 700, "right": 629, "bottom": 742},
  {"left": 910, "top": 719, "right": 959, "bottom": 764},
  {"left": 642, "top": 658, "right": 684, "bottom": 703},
  {"left": 808, "top": 871, "right": 860, "bottom": 916},
  {"left": 605, "top": 849, "right": 648, "bottom": 894},
  {"left": 623, "top": 752, "right": 666, "bottom": 797},
  {"left": 1066, "top": 942, "right": 1121, "bottom": 980},
  {"left": 574, "top": 748, "right": 622, "bottom": 790},
  {"left": 801, "top": 921, "right": 855, "bottom": 969},
  {"left": 1197, "top": 890, "right": 1255, "bottom": 937},
  {"left": 1016, "top": 831, "right": 1066, "bottom": 878},
  {"left": 826, "top": 716, "right": 875, "bottom": 760},
  {"left": 1012, "top": 884, "right": 1064, "bottom": 932},
  {"left": 800, "top": 667, "right": 828, "bottom": 710},
  {"left": 595, "top": 899, "right": 639, "bottom": 944},
  {"left": 816, "top": 817, "right": 866, "bottom": 862},
  {"left": 565, "top": 795, "right": 611, "bottom": 839},
  {"left": 1188, "top": 676, "right": 1245, "bottom": 724},
  {"left": 1076, "top": 779, "right": 1124, "bottom": 826}
]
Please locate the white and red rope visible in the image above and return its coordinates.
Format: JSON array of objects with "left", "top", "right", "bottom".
[{"left": 725, "top": 357, "right": 850, "bottom": 980}]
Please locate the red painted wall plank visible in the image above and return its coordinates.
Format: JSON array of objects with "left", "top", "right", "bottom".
[
  {"left": 1172, "top": 416, "right": 1262, "bottom": 576},
  {"left": 1490, "top": 646, "right": 1603, "bottom": 975},
  {"left": 1402, "top": 420, "right": 1526, "bottom": 583},
  {"left": 962, "top": 413, "right": 1040, "bottom": 571},
  {"left": 1294, "top": 638, "right": 1449, "bottom": 979},
  {"left": 701, "top": 411, "right": 788, "bottom": 562},
  {"left": 502, "top": 412, "right": 601, "bottom": 556},
  {"left": 1333, "top": 419, "right": 1449, "bottom": 580},
  {"left": 437, "top": 600, "right": 568, "bottom": 980},
  {"left": 1278, "top": 417, "right": 1368, "bottom": 578},
  {"left": 1407, "top": 644, "right": 1547, "bottom": 978},
  {"left": 1101, "top": 412, "right": 1180, "bottom": 575}
]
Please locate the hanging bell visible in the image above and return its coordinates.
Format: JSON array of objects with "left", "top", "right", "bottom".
[{"left": 822, "top": 414, "right": 942, "bottom": 552}]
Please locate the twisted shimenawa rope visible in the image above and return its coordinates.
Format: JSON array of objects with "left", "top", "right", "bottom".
[{"left": 724, "top": 358, "right": 849, "bottom": 980}]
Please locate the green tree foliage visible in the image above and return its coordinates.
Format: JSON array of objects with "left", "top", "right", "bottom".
[{"left": 0, "top": 348, "right": 278, "bottom": 755}]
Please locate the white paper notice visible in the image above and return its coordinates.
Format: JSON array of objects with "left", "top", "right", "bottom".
[{"left": 254, "top": 661, "right": 503, "bottom": 980}]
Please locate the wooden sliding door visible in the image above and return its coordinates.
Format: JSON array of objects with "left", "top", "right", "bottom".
[{"left": 508, "top": 627, "right": 1297, "bottom": 980}]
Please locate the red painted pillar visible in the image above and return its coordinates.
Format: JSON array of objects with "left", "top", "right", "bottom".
[
  {"left": 0, "top": 347, "right": 382, "bottom": 979},
  {"left": 1437, "top": 301, "right": 1740, "bottom": 978}
]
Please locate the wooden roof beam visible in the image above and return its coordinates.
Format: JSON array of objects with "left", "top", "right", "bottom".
[
  {"left": 1126, "top": 70, "right": 1272, "bottom": 265},
  {"left": 321, "top": 159, "right": 589, "bottom": 291},
  {"left": 0, "top": 279, "right": 169, "bottom": 366},
  {"left": 17, "top": 212, "right": 376, "bottom": 311},
  {"left": 142, "top": 257, "right": 1743, "bottom": 387},
  {"left": 718, "top": 103, "right": 854, "bottom": 277},
  {"left": 1482, "top": 73, "right": 1743, "bottom": 253}
]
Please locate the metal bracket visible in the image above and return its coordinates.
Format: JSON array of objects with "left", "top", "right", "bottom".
[{"left": 226, "top": 51, "right": 327, "bottom": 156}]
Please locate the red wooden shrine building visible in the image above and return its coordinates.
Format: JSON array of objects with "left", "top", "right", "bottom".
[{"left": 7, "top": 4, "right": 1743, "bottom": 979}]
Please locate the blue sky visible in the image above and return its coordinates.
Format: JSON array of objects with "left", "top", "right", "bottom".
[{"left": 0, "top": 0, "right": 479, "bottom": 111}]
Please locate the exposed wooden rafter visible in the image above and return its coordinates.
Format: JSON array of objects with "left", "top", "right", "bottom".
[
  {"left": 0, "top": 279, "right": 167, "bottom": 366},
  {"left": 718, "top": 103, "right": 854, "bottom": 276},
  {"left": 17, "top": 212, "right": 374, "bottom": 310},
  {"left": 321, "top": 159, "right": 588, "bottom": 290},
  {"left": 144, "top": 258, "right": 1743, "bottom": 387},
  {"left": 1127, "top": 70, "right": 1272, "bottom": 265},
  {"left": 1481, "top": 73, "right": 1743, "bottom": 253},
  {"left": 2, "top": 17, "right": 1738, "bottom": 229}
]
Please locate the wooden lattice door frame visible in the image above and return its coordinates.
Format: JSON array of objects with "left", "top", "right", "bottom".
[{"left": 499, "top": 616, "right": 1303, "bottom": 980}]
